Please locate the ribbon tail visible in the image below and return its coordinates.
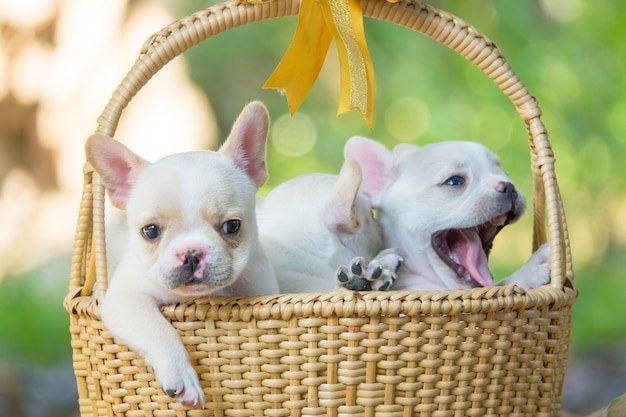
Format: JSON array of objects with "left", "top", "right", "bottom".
[
  {"left": 321, "top": 0, "right": 375, "bottom": 127},
  {"left": 263, "top": 0, "right": 332, "bottom": 115}
]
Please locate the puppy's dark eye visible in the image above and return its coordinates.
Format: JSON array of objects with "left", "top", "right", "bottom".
[
  {"left": 443, "top": 175, "right": 465, "bottom": 186},
  {"left": 141, "top": 224, "right": 161, "bottom": 241},
  {"left": 222, "top": 219, "right": 241, "bottom": 235}
]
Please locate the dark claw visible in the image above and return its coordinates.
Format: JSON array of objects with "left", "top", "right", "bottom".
[
  {"left": 378, "top": 281, "right": 391, "bottom": 291},
  {"left": 351, "top": 260, "right": 363, "bottom": 276},
  {"left": 165, "top": 389, "right": 177, "bottom": 398},
  {"left": 343, "top": 277, "right": 372, "bottom": 291}
]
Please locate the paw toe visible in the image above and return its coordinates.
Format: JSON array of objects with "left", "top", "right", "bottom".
[
  {"left": 350, "top": 257, "right": 365, "bottom": 276},
  {"left": 343, "top": 277, "right": 372, "bottom": 291},
  {"left": 182, "top": 396, "right": 205, "bottom": 410},
  {"left": 370, "top": 263, "right": 383, "bottom": 280},
  {"left": 394, "top": 257, "right": 403, "bottom": 273},
  {"left": 377, "top": 280, "right": 391, "bottom": 291},
  {"left": 336, "top": 267, "right": 350, "bottom": 283}
]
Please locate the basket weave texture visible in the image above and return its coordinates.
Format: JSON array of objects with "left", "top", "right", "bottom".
[{"left": 64, "top": 1, "right": 577, "bottom": 416}]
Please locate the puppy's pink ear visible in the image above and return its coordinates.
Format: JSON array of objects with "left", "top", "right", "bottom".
[
  {"left": 343, "top": 136, "right": 393, "bottom": 205},
  {"left": 219, "top": 101, "right": 269, "bottom": 189},
  {"left": 85, "top": 134, "right": 148, "bottom": 210},
  {"left": 325, "top": 159, "right": 362, "bottom": 233}
]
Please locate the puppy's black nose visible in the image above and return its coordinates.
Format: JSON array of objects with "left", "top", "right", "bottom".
[
  {"left": 496, "top": 181, "right": 518, "bottom": 205},
  {"left": 496, "top": 181, "right": 515, "bottom": 194},
  {"left": 182, "top": 250, "right": 203, "bottom": 273}
]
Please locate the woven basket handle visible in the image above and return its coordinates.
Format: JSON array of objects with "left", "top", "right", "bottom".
[{"left": 69, "top": 0, "right": 573, "bottom": 300}]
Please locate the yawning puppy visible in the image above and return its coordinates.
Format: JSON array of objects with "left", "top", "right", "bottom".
[
  {"left": 87, "top": 102, "right": 279, "bottom": 409},
  {"left": 343, "top": 136, "right": 550, "bottom": 291},
  {"left": 256, "top": 159, "right": 402, "bottom": 293}
]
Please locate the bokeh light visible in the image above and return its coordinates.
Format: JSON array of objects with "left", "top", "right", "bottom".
[
  {"left": 384, "top": 97, "right": 430, "bottom": 143},
  {"left": 270, "top": 112, "right": 318, "bottom": 158}
]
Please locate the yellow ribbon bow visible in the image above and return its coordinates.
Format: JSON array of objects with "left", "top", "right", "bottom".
[{"left": 263, "top": 0, "right": 375, "bottom": 127}]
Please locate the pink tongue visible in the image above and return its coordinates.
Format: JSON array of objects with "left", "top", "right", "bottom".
[{"left": 451, "top": 229, "right": 495, "bottom": 287}]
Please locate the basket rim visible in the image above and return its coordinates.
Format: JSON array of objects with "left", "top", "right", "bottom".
[
  {"left": 69, "top": 0, "right": 574, "bottom": 302},
  {"left": 64, "top": 282, "right": 578, "bottom": 322}
]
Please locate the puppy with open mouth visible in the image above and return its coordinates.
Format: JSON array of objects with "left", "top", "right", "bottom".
[
  {"left": 86, "top": 102, "right": 279, "bottom": 409},
  {"left": 343, "top": 136, "right": 550, "bottom": 291}
]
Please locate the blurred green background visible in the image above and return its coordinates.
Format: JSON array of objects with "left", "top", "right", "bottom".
[{"left": 0, "top": 0, "right": 624, "bottom": 415}]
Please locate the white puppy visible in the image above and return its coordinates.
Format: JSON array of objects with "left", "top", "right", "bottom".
[
  {"left": 343, "top": 136, "right": 550, "bottom": 291},
  {"left": 87, "top": 102, "right": 279, "bottom": 409},
  {"left": 256, "top": 159, "right": 402, "bottom": 293}
]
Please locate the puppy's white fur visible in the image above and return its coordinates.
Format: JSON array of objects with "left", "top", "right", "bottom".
[
  {"left": 257, "top": 160, "right": 385, "bottom": 292},
  {"left": 345, "top": 136, "right": 550, "bottom": 291},
  {"left": 88, "top": 102, "right": 278, "bottom": 409}
]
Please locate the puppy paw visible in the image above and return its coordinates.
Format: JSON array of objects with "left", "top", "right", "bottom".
[
  {"left": 524, "top": 242, "right": 551, "bottom": 288},
  {"left": 336, "top": 248, "right": 403, "bottom": 291},
  {"left": 336, "top": 257, "right": 372, "bottom": 291},
  {"left": 500, "top": 243, "right": 551, "bottom": 289},
  {"left": 155, "top": 360, "right": 205, "bottom": 409}
]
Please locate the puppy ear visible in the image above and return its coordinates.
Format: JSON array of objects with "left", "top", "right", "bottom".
[
  {"left": 325, "top": 159, "right": 362, "bottom": 233},
  {"left": 219, "top": 101, "right": 269, "bottom": 189},
  {"left": 85, "top": 134, "right": 148, "bottom": 210},
  {"left": 343, "top": 136, "right": 393, "bottom": 205}
]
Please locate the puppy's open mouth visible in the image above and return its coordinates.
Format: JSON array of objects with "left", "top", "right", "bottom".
[{"left": 431, "top": 211, "right": 515, "bottom": 288}]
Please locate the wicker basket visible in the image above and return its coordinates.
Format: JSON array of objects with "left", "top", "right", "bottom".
[{"left": 64, "top": 1, "right": 577, "bottom": 416}]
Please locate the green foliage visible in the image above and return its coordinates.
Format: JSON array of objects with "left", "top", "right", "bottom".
[
  {"left": 0, "top": 258, "right": 70, "bottom": 366},
  {"left": 571, "top": 255, "right": 626, "bottom": 351}
]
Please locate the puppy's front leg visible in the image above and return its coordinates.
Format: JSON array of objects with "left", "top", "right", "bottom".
[
  {"left": 499, "top": 243, "right": 551, "bottom": 289},
  {"left": 101, "top": 290, "right": 205, "bottom": 409}
]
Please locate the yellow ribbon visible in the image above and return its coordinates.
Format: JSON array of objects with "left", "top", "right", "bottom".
[{"left": 263, "top": 0, "right": 375, "bottom": 127}]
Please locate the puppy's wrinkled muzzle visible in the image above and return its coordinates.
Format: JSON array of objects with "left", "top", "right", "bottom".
[
  {"left": 432, "top": 208, "right": 518, "bottom": 288},
  {"left": 164, "top": 249, "right": 233, "bottom": 293}
]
